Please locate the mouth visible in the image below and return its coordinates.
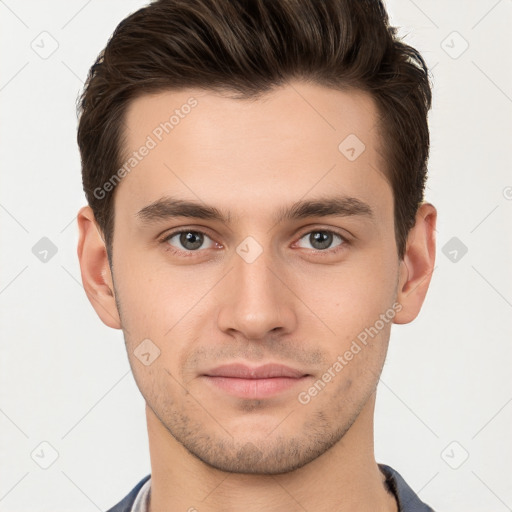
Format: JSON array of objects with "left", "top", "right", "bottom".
[{"left": 201, "top": 363, "right": 312, "bottom": 399}]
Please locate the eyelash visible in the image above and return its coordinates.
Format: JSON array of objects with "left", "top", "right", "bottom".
[{"left": 160, "top": 228, "right": 350, "bottom": 258}]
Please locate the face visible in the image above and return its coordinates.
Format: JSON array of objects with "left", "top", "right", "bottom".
[{"left": 104, "top": 83, "right": 403, "bottom": 473}]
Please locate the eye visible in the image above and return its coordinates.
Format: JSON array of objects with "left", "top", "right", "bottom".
[
  {"left": 160, "top": 228, "right": 348, "bottom": 258},
  {"left": 295, "top": 230, "right": 347, "bottom": 252},
  {"left": 163, "top": 230, "right": 216, "bottom": 253}
]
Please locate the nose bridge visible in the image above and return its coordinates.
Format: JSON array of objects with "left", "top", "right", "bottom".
[
  {"left": 216, "top": 235, "right": 296, "bottom": 339},
  {"left": 235, "top": 240, "right": 277, "bottom": 299}
]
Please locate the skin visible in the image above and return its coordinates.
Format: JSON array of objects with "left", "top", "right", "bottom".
[{"left": 77, "top": 82, "right": 436, "bottom": 512}]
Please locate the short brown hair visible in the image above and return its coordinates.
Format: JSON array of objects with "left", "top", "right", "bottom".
[{"left": 77, "top": 0, "right": 432, "bottom": 261}]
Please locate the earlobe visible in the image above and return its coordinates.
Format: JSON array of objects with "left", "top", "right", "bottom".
[
  {"left": 393, "top": 202, "right": 437, "bottom": 325},
  {"left": 76, "top": 206, "right": 121, "bottom": 329}
]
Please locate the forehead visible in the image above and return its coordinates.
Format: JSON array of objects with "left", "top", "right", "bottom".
[
  {"left": 122, "top": 83, "right": 380, "bottom": 153},
  {"left": 115, "top": 82, "right": 390, "bottom": 221}
]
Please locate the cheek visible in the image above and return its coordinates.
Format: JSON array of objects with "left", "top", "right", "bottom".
[
  {"left": 296, "top": 255, "right": 398, "bottom": 326},
  {"left": 113, "top": 259, "right": 211, "bottom": 372},
  {"left": 112, "top": 251, "right": 183, "bottom": 332},
  {"left": 292, "top": 254, "right": 398, "bottom": 379}
]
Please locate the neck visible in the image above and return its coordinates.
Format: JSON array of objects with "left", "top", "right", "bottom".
[{"left": 145, "top": 392, "right": 397, "bottom": 512}]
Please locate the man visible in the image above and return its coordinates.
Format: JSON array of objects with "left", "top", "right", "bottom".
[{"left": 76, "top": 0, "right": 437, "bottom": 510}]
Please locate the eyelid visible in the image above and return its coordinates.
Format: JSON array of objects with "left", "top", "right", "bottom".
[
  {"left": 159, "top": 226, "right": 352, "bottom": 256},
  {"left": 292, "top": 228, "right": 350, "bottom": 254},
  {"left": 160, "top": 227, "right": 219, "bottom": 253},
  {"left": 159, "top": 224, "right": 216, "bottom": 241},
  {"left": 294, "top": 225, "right": 352, "bottom": 243}
]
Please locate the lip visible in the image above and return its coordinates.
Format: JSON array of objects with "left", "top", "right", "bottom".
[
  {"left": 204, "top": 363, "right": 307, "bottom": 379},
  {"left": 201, "top": 363, "right": 311, "bottom": 399}
]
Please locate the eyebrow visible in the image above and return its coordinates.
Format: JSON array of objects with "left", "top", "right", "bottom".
[{"left": 135, "top": 195, "right": 375, "bottom": 226}]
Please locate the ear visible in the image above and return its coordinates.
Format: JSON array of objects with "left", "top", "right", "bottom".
[
  {"left": 77, "top": 206, "right": 121, "bottom": 329},
  {"left": 394, "top": 202, "right": 437, "bottom": 324}
]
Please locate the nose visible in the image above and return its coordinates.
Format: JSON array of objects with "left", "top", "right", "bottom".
[{"left": 216, "top": 241, "right": 298, "bottom": 341}]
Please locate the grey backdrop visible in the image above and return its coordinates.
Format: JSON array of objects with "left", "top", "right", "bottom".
[{"left": 1, "top": 0, "right": 511, "bottom": 510}]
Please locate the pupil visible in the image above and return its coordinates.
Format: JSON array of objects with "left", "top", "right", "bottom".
[
  {"left": 311, "top": 231, "right": 332, "bottom": 250},
  {"left": 181, "top": 231, "right": 203, "bottom": 250}
]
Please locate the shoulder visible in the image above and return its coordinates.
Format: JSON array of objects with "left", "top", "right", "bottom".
[
  {"left": 105, "top": 474, "right": 151, "bottom": 512},
  {"left": 379, "top": 464, "right": 436, "bottom": 512}
]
